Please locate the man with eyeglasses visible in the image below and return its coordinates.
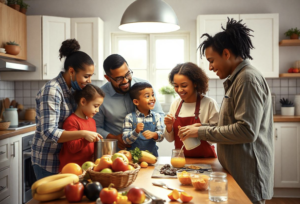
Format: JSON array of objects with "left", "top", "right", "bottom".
[{"left": 94, "top": 54, "right": 165, "bottom": 150}]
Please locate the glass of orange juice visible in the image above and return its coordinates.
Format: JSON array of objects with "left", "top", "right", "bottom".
[{"left": 171, "top": 149, "right": 186, "bottom": 168}]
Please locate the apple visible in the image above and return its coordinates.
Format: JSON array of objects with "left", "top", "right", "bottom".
[
  {"left": 65, "top": 182, "right": 84, "bottom": 202},
  {"left": 111, "top": 153, "right": 129, "bottom": 163},
  {"left": 100, "top": 168, "right": 113, "bottom": 173},
  {"left": 100, "top": 183, "right": 118, "bottom": 204},
  {"left": 288, "top": 68, "right": 294, "bottom": 73},
  {"left": 118, "top": 150, "right": 132, "bottom": 161},
  {"left": 85, "top": 182, "right": 103, "bottom": 201},
  {"left": 127, "top": 187, "right": 146, "bottom": 203},
  {"left": 82, "top": 161, "right": 95, "bottom": 171},
  {"left": 94, "top": 158, "right": 101, "bottom": 165},
  {"left": 112, "top": 157, "right": 129, "bottom": 172},
  {"left": 293, "top": 68, "right": 299, "bottom": 73},
  {"left": 94, "top": 157, "right": 113, "bottom": 172}
]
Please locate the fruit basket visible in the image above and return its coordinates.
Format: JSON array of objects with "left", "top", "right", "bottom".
[{"left": 86, "top": 163, "right": 141, "bottom": 189}]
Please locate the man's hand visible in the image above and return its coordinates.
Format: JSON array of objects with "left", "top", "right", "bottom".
[
  {"left": 142, "top": 130, "right": 158, "bottom": 140},
  {"left": 136, "top": 123, "right": 144, "bottom": 133},
  {"left": 164, "top": 114, "right": 175, "bottom": 132},
  {"left": 178, "top": 124, "right": 202, "bottom": 141},
  {"left": 107, "top": 133, "right": 131, "bottom": 150}
]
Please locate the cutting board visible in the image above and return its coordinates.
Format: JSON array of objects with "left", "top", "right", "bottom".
[{"left": 151, "top": 163, "right": 212, "bottom": 178}]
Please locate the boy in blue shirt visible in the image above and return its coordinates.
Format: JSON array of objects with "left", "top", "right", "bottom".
[{"left": 122, "top": 82, "right": 164, "bottom": 156}]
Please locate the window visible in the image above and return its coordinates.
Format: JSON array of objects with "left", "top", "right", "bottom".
[{"left": 111, "top": 33, "right": 190, "bottom": 101}]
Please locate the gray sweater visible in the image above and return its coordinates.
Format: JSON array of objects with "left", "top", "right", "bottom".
[{"left": 198, "top": 60, "right": 274, "bottom": 202}]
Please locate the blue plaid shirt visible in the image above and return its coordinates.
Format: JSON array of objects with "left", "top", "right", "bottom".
[
  {"left": 122, "top": 108, "right": 164, "bottom": 144},
  {"left": 31, "top": 72, "right": 76, "bottom": 173}
]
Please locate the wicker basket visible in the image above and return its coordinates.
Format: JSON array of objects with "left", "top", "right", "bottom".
[{"left": 86, "top": 163, "right": 141, "bottom": 189}]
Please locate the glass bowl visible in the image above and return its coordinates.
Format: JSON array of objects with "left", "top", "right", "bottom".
[
  {"left": 190, "top": 172, "right": 209, "bottom": 190},
  {"left": 176, "top": 169, "right": 196, "bottom": 185}
]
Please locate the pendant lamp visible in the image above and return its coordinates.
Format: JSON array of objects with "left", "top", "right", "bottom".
[{"left": 119, "top": 0, "right": 180, "bottom": 33}]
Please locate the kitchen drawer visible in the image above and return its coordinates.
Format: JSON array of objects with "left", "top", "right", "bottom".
[
  {"left": 0, "top": 168, "right": 10, "bottom": 202},
  {"left": 0, "top": 139, "right": 10, "bottom": 170},
  {"left": 0, "top": 196, "right": 10, "bottom": 204}
]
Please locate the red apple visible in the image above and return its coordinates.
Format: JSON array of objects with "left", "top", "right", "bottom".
[
  {"left": 65, "top": 182, "right": 84, "bottom": 202},
  {"left": 100, "top": 183, "right": 118, "bottom": 204},
  {"left": 118, "top": 150, "right": 132, "bottom": 162},
  {"left": 288, "top": 68, "right": 294, "bottom": 73},
  {"left": 94, "top": 157, "right": 112, "bottom": 172},
  {"left": 112, "top": 157, "right": 129, "bottom": 172},
  {"left": 127, "top": 187, "right": 146, "bottom": 203},
  {"left": 293, "top": 68, "right": 299, "bottom": 73}
]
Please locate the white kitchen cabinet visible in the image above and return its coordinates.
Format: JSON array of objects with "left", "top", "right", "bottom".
[
  {"left": 197, "top": 13, "right": 279, "bottom": 78},
  {"left": 0, "top": 16, "right": 71, "bottom": 80},
  {"left": 71, "top": 18, "right": 104, "bottom": 80},
  {"left": 0, "top": 139, "right": 10, "bottom": 171},
  {"left": 0, "top": 168, "right": 10, "bottom": 203},
  {"left": 274, "top": 122, "right": 300, "bottom": 188}
]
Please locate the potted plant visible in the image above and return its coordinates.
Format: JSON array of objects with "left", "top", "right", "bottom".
[
  {"left": 19, "top": 0, "right": 29, "bottom": 14},
  {"left": 284, "top": 27, "right": 300, "bottom": 39},
  {"left": 280, "top": 98, "right": 295, "bottom": 116},
  {"left": 159, "top": 86, "right": 176, "bottom": 104},
  {"left": 5, "top": 41, "right": 20, "bottom": 55},
  {"left": 7, "top": 0, "right": 20, "bottom": 11}
]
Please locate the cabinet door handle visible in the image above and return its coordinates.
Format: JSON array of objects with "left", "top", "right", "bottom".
[
  {"left": 275, "top": 128, "right": 278, "bottom": 140},
  {"left": 0, "top": 186, "right": 5, "bottom": 192},
  {"left": 0, "top": 151, "right": 5, "bottom": 155},
  {"left": 44, "top": 63, "right": 47, "bottom": 75},
  {"left": 11, "top": 142, "right": 15, "bottom": 157}
]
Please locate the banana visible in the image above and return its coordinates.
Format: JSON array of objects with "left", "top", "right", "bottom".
[
  {"left": 139, "top": 151, "right": 157, "bottom": 164},
  {"left": 31, "top": 173, "right": 76, "bottom": 191},
  {"left": 33, "top": 188, "right": 65, "bottom": 201},
  {"left": 36, "top": 174, "right": 79, "bottom": 194}
]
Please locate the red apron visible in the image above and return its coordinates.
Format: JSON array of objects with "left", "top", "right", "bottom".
[{"left": 173, "top": 94, "right": 217, "bottom": 158}]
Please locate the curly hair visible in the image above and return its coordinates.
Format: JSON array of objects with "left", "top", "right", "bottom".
[
  {"left": 198, "top": 18, "right": 254, "bottom": 60},
  {"left": 169, "top": 62, "right": 209, "bottom": 95},
  {"left": 73, "top": 84, "right": 105, "bottom": 104}
]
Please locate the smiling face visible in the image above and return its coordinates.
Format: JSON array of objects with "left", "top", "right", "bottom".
[
  {"left": 70, "top": 64, "right": 94, "bottom": 89},
  {"left": 81, "top": 96, "right": 104, "bottom": 118},
  {"left": 205, "top": 46, "right": 233, "bottom": 79},
  {"left": 133, "top": 88, "right": 156, "bottom": 113},
  {"left": 173, "top": 74, "right": 197, "bottom": 103},
  {"left": 104, "top": 62, "right": 132, "bottom": 94}
]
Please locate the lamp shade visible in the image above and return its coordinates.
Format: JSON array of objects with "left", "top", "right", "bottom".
[{"left": 119, "top": 0, "right": 180, "bottom": 33}]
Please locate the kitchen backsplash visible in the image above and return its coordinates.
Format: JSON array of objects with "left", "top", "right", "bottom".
[{"left": 1, "top": 78, "right": 300, "bottom": 115}]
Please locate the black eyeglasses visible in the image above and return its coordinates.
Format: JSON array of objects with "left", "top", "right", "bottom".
[{"left": 108, "top": 70, "right": 133, "bottom": 84}]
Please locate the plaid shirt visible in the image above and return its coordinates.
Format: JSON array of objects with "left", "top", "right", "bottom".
[
  {"left": 122, "top": 108, "right": 164, "bottom": 144},
  {"left": 31, "top": 72, "right": 76, "bottom": 173}
]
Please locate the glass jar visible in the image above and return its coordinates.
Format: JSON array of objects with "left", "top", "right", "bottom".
[
  {"left": 171, "top": 149, "right": 186, "bottom": 168},
  {"left": 208, "top": 172, "right": 228, "bottom": 202}
]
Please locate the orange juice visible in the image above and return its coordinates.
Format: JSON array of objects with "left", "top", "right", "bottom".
[{"left": 171, "top": 157, "right": 186, "bottom": 168}]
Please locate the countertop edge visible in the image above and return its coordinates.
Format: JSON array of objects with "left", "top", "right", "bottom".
[{"left": 0, "top": 126, "right": 36, "bottom": 140}]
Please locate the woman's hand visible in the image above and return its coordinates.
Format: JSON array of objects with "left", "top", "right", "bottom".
[
  {"left": 81, "top": 130, "right": 103, "bottom": 142},
  {"left": 164, "top": 114, "right": 175, "bottom": 132},
  {"left": 178, "top": 124, "right": 202, "bottom": 141}
]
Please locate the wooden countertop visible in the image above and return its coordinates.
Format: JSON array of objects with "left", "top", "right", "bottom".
[
  {"left": 0, "top": 125, "right": 36, "bottom": 140},
  {"left": 28, "top": 157, "right": 251, "bottom": 204},
  {"left": 273, "top": 115, "right": 300, "bottom": 122}
]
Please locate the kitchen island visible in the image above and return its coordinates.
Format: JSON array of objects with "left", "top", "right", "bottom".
[{"left": 28, "top": 157, "right": 251, "bottom": 204}]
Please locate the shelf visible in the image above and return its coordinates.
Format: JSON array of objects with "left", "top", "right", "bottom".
[
  {"left": 279, "top": 73, "right": 300, "bottom": 78},
  {"left": 0, "top": 53, "right": 25, "bottom": 60},
  {"left": 279, "top": 39, "right": 300, "bottom": 46}
]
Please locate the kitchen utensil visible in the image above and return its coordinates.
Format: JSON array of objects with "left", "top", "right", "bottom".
[
  {"left": 94, "top": 139, "right": 118, "bottom": 159},
  {"left": 10, "top": 100, "right": 17, "bottom": 108},
  {"left": 3, "top": 107, "right": 18, "bottom": 127},
  {"left": 25, "top": 108, "right": 36, "bottom": 121},
  {"left": 4, "top": 98, "right": 10, "bottom": 109},
  {"left": 152, "top": 181, "right": 184, "bottom": 192},
  {"left": 141, "top": 188, "right": 166, "bottom": 203},
  {"left": 0, "top": 121, "right": 11, "bottom": 130},
  {"left": 17, "top": 103, "right": 24, "bottom": 113}
]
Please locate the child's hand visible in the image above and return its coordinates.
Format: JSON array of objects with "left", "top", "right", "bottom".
[
  {"left": 164, "top": 114, "right": 175, "bottom": 132},
  {"left": 82, "top": 130, "right": 102, "bottom": 142},
  {"left": 142, "top": 130, "right": 157, "bottom": 139},
  {"left": 136, "top": 123, "right": 144, "bottom": 133}
]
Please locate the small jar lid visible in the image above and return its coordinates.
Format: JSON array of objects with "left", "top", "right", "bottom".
[
  {"left": 5, "top": 107, "right": 17, "bottom": 111},
  {"left": 209, "top": 172, "right": 227, "bottom": 178}
]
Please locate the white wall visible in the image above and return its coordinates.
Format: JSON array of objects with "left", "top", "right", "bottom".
[{"left": 24, "top": 0, "right": 300, "bottom": 74}]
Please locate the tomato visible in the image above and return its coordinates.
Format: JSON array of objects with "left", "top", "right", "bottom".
[{"left": 100, "top": 183, "right": 118, "bottom": 204}]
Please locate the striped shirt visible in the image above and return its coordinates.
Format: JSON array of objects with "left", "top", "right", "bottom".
[
  {"left": 122, "top": 108, "right": 164, "bottom": 144},
  {"left": 31, "top": 72, "right": 76, "bottom": 173}
]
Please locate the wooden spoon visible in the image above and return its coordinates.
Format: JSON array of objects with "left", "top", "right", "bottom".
[
  {"left": 4, "top": 98, "right": 10, "bottom": 109},
  {"left": 10, "top": 100, "right": 17, "bottom": 108},
  {"left": 0, "top": 99, "right": 5, "bottom": 121}
]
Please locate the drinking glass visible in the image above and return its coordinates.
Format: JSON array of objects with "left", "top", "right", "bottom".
[
  {"left": 208, "top": 172, "right": 228, "bottom": 202},
  {"left": 171, "top": 149, "right": 186, "bottom": 168}
]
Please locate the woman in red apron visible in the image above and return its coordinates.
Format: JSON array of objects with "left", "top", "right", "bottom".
[{"left": 164, "top": 62, "right": 218, "bottom": 158}]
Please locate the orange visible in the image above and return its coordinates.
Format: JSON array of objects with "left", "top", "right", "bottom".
[
  {"left": 94, "top": 158, "right": 101, "bottom": 165},
  {"left": 61, "top": 163, "right": 82, "bottom": 175},
  {"left": 168, "top": 189, "right": 179, "bottom": 201},
  {"left": 140, "top": 161, "right": 148, "bottom": 168},
  {"left": 179, "top": 192, "right": 193, "bottom": 203}
]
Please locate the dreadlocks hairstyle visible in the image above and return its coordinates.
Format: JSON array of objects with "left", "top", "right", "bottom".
[{"left": 198, "top": 18, "right": 254, "bottom": 60}]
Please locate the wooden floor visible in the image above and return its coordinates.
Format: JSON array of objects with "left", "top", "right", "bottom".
[{"left": 266, "top": 198, "right": 300, "bottom": 204}]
